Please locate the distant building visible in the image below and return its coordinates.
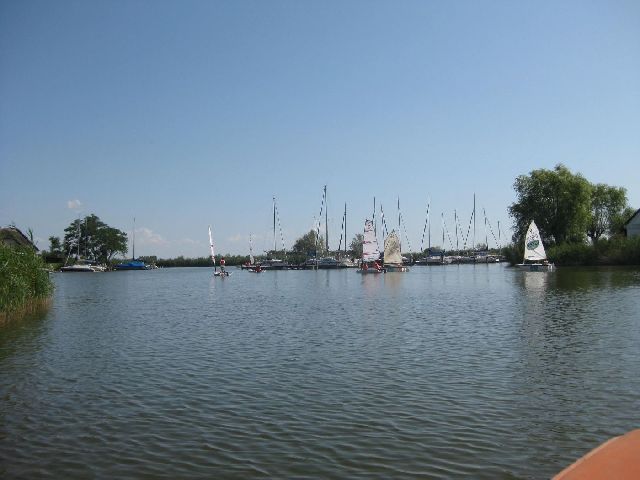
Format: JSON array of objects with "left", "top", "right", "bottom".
[
  {"left": 624, "top": 209, "right": 640, "bottom": 238},
  {"left": 0, "top": 226, "right": 38, "bottom": 251}
]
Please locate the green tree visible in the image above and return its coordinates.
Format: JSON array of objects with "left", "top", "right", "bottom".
[
  {"left": 587, "top": 184, "right": 629, "bottom": 242},
  {"left": 509, "top": 164, "right": 592, "bottom": 245},
  {"left": 63, "top": 214, "right": 128, "bottom": 263},
  {"left": 350, "top": 233, "right": 364, "bottom": 259},
  {"left": 48, "top": 236, "right": 62, "bottom": 255},
  {"left": 292, "top": 230, "right": 325, "bottom": 257}
]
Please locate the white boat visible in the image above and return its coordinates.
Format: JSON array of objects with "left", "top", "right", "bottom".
[
  {"left": 516, "top": 220, "right": 554, "bottom": 271},
  {"left": 383, "top": 230, "right": 409, "bottom": 272},
  {"left": 60, "top": 261, "right": 95, "bottom": 272},
  {"left": 357, "top": 219, "right": 384, "bottom": 273},
  {"left": 209, "top": 226, "right": 229, "bottom": 277}
]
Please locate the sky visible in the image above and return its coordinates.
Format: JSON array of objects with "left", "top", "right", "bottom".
[{"left": 1, "top": 0, "right": 639, "bottom": 258}]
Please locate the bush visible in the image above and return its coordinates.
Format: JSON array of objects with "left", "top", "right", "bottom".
[{"left": 0, "top": 245, "right": 53, "bottom": 315}]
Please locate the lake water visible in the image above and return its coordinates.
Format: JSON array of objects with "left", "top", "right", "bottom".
[{"left": 1, "top": 265, "right": 639, "bottom": 479}]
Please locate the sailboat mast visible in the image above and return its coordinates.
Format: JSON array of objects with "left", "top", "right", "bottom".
[
  {"left": 484, "top": 208, "right": 488, "bottom": 249},
  {"left": 373, "top": 197, "right": 377, "bottom": 240},
  {"left": 344, "top": 203, "right": 347, "bottom": 255},
  {"left": 133, "top": 217, "right": 136, "bottom": 260},
  {"left": 473, "top": 194, "right": 476, "bottom": 251},
  {"left": 455, "top": 210, "right": 459, "bottom": 251},
  {"left": 272, "top": 196, "right": 276, "bottom": 253},
  {"left": 324, "top": 185, "right": 328, "bottom": 252},
  {"left": 76, "top": 216, "right": 81, "bottom": 258}
]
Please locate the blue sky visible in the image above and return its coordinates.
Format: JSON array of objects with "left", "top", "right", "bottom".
[{"left": 1, "top": 0, "right": 639, "bottom": 257}]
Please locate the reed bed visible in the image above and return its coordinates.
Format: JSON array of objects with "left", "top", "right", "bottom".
[{"left": 0, "top": 245, "right": 53, "bottom": 324}]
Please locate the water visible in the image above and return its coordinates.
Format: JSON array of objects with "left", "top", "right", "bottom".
[{"left": 1, "top": 265, "right": 639, "bottom": 479}]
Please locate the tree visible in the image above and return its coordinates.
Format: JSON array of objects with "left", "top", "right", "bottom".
[
  {"left": 63, "top": 214, "right": 128, "bottom": 263},
  {"left": 509, "top": 164, "right": 592, "bottom": 245},
  {"left": 587, "top": 184, "right": 629, "bottom": 242},
  {"left": 350, "top": 233, "right": 364, "bottom": 259},
  {"left": 48, "top": 236, "right": 62, "bottom": 255},
  {"left": 292, "top": 230, "right": 325, "bottom": 257}
]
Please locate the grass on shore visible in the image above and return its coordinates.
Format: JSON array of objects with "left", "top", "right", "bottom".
[{"left": 0, "top": 245, "right": 53, "bottom": 323}]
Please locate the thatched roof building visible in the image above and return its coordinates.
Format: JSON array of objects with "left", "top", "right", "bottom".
[{"left": 0, "top": 227, "right": 38, "bottom": 251}]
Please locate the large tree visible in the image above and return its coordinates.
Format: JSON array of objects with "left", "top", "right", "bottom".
[
  {"left": 509, "top": 164, "right": 592, "bottom": 245},
  {"left": 63, "top": 214, "right": 128, "bottom": 263},
  {"left": 587, "top": 184, "right": 629, "bottom": 242}
]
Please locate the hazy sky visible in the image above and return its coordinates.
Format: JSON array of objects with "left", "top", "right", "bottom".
[{"left": 1, "top": 0, "right": 639, "bottom": 257}]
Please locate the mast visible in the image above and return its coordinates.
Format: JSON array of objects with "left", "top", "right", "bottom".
[
  {"left": 272, "top": 196, "right": 276, "bottom": 253},
  {"left": 76, "top": 216, "right": 81, "bottom": 259},
  {"left": 473, "top": 194, "right": 476, "bottom": 251},
  {"left": 455, "top": 210, "right": 459, "bottom": 251},
  {"left": 373, "top": 197, "right": 377, "bottom": 239},
  {"left": 324, "top": 185, "right": 328, "bottom": 252},
  {"left": 344, "top": 203, "right": 347, "bottom": 255},
  {"left": 132, "top": 217, "right": 136, "bottom": 260},
  {"left": 484, "top": 208, "right": 488, "bottom": 249}
]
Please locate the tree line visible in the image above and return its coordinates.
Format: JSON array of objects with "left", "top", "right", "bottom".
[{"left": 40, "top": 165, "right": 637, "bottom": 268}]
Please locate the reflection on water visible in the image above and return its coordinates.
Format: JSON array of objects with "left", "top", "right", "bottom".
[{"left": 0, "top": 265, "right": 639, "bottom": 479}]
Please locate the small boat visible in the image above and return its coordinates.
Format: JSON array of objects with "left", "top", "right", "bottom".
[
  {"left": 114, "top": 219, "right": 149, "bottom": 270},
  {"left": 209, "top": 226, "right": 229, "bottom": 277},
  {"left": 357, "top": 219, "right": 385, "bottom": 273},
  {"left": 114, "top": 260, "right": 149, "bottom": 270},
  {"left": 61, "top": 259, "right": 106, "bottom": 272},
  {"left": 553, "top": 429, "right": 640, "bottom": 479},
  {"left": 516, "top": 220, "right": 554, "bottom": 271},
  {"left": 383, "top": 230, "right": 409, "bottom": 272},
  {"left": 60, "top": 262, "right": 95, "bottom": 273}
]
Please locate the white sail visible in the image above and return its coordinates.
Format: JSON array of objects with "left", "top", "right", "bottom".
[
  {"left": 362, "top": 219, "right": 381, "bottom": 262},
  {"left": 384, "top": 230, "right": 403, "bottom": 265},
  {"left": 249, "top": 234, "right": 254, "bottom": 265},
  {"left": 208, "top": 225, "right": 216, "bottom": 267},
  {"left": 523, "top": 221, "right": 547, "bottom": 262}
]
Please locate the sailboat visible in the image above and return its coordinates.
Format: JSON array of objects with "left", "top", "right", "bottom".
[
  {"left": 383, "top": 230, "right": 409, "bottom": 272},
  {"left": 516, "top": 220, "right": 554, "bottom": 271},
  {"left": 357, "top": 219, "right": 384, "bottom": 273},
  {"left": 114, "top": 218, "right": 150, "bottom": 270},
  {"left": 209, "top": 225, "right": 230, "bottom": 277},
  {"left": 245, "top": 234, "right": 263, "bottom": 273}
]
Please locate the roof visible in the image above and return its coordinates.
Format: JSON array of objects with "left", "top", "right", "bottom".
[
  {"left": 0, "top": 227, "right": 38, "bottom": 251},
  {"left": 624, "top": 208, "right": 640, "bottom": 226}
]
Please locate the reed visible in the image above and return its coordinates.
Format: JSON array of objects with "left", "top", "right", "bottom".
[{"left": 0, "top": 245, "right": 53, "bottom": 322}]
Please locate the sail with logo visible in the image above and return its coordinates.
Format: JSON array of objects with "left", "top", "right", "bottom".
[{"left": 517, "top": 220, "right": 554, "bottom": 271}]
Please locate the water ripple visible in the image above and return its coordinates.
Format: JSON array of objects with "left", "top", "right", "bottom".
[{"left": 1, "top": 266, "right": 639, "bottom": 479}]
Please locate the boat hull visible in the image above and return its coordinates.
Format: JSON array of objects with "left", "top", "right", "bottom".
[
  {"left": 553, "top": 429, "right": 640, "bottom": 480},
  {"left": 384, "top": 265, "right": 409, "bottom": 272},
  {"left": 60, "top": 266, "right": 95, "bottom": 272},
  {"left": 516, "top": 263, "right": 554, "bottom": 271}
]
